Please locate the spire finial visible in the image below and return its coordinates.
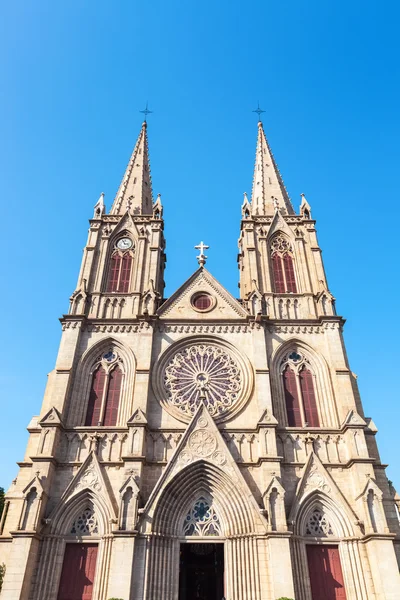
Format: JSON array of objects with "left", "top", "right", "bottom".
[
  {"left": 252, "top": 102, "right": 265, "bottom": 123},
  {"left": 140, "top": 101, "right": 153, "bottom": 122},
  {"left": 195, "top": 241, "right": 209, "bottom": 267}
]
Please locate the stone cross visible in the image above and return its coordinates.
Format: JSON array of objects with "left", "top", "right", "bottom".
[{"left": 195, "top": 241, "right": 209, "bottom": 267}]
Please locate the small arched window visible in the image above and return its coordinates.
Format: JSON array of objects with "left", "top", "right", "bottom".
[
  {"left": 85, "top": 352, "right": 124, "bottom": 426},
  {"left": 270, "top": 235, "right": 297, "bottom": 293},
  {"left": 281, "top": 351, "right": 320, "bottom": 427}
]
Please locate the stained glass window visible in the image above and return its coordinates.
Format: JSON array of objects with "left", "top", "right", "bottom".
[
  {"left": 305, "top": 509, "right": 334, "bottom": 537},
  {"left": 164, "top": 344, "right": 242, "bottom": 417},
  {"left": 70, "top": 507, "right": 98, "bottom": 535},
  {"left": 183, "top": 497, "right": 221, "bottom": 536}
]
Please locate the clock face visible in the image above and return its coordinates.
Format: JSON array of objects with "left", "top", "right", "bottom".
[{"left": 116, "top": 237, "right": 133, "bottom": 250}]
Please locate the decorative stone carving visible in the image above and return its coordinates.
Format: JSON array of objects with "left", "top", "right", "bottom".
[
  {"left": 74, "top": 469, "right": 101, "bottom": 493},
  {"left": 162, "top": 343, "right": 243, "bottom": 418},
  {"left": 305, "top": 509, "right": 334, "bottom": 537},
  {"left": 70, "top": 507, "right": 98, "bottom": 535},
  {"left": 304, "top": 466, "right": 331, "bottom": 495},
  {"left": 183, "top": 497, "right": 221, "bottom": 536},
  {"left": 189, "top": 430, "right": 217, "bottom": 458}
]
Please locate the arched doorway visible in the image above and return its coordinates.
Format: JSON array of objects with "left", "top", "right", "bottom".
[{"left": 140, "top": 460, "right": 266, "bottom": 600}]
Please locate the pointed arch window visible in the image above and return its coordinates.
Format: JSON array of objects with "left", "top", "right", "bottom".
[
  {"left": 270, "top": 235, "right": 297, "bottom": 293},
  {"left": 106, "top": 238, "right": 134, "bottom": 293},
  {"left": 183, "top": 497, "right": 221, "bottom": 536},
  {"left": 281, "top": 351, "right": 320, "bottom": 427},
  {"left": 85, "top": 352, "right": 124, "bottom": 426}
]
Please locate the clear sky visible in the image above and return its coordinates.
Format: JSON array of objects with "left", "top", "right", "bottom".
[{"left": 1, "top": 1, "right": 399, "bottom": 490}]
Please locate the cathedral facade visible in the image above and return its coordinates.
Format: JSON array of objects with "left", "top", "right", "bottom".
[{"left": 1, "top": 120, "right": 399, "bottom": 600}]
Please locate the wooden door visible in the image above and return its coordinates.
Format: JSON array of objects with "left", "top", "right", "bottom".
[
  {"left": 307, "top": 545, "right": 347, "bottom": 600},
  {"left": 58, "top": 543, "right": 98, "bottom": 600}
]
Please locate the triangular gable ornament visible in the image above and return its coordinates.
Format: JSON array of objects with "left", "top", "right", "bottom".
[
  {"left": 119, "top": 472, "right": 140, "bottom": 498},
  {"left": 356, "top": 476, "right": 383, "bottom": 502},
  {"left": 22, "top": 471, "right": 46, "bottom": 498},
  {"left": 267, "top": 208, "right": 295, "bottom": 241},
  {"left": 58, "top": 451, "right": 117, "bottom": 516},
  {"left": 128, "top": 408, "right": 148, "bottom": 425},
  {"left": 142, "top": 402, "right": 267, "bottom": 534},
  {"left": 258, "top": 407, "right": 278, "bottom": 426},
  {"left": 341, "top": 409, "right": 367, "bottom": 428},
  {"left": 38, "top": 407, "right": 64, "bottom": 427},
  {"left": 263, "top": 475, "right": 285, "bottom": 499},
  {"left": 288, "top": 452, "right": 360, "bottom": 530},
  {"left": 157, "top": 267, "right": 249, "bottom": 319}
]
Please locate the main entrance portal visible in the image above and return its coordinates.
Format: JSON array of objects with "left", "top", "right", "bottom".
[{"left": 179, "top": 543, "right": 224, "bottom": 600}]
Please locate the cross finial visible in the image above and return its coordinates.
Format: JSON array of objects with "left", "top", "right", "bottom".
[
  {"left": 194, "top": 241, "right": 209, "bottom": 267},
  {"left": 252, "top": 102, "right": 265, "bottom": 122},
  {"left": 140, "top": 101, "right": 153, "bottom": 122}
]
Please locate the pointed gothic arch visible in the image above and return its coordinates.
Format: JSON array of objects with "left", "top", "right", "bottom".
[
  {"left": 68, "top": 337, "right": 136, "bottom": 426},
  {"left": 149, "top": 460, "right": 260, "bottom": 537},
  {"left": 50, "top": 488, "right": 113, "bottom": 537},
  {"left": 290, "top": 489, "right": 370, "bottom": 600},
  {"left": 33, "top": 488, "right": 115, "bottom": 600},
  {"left": 268, "top": 232, "right": 299, "bottom": 294},
  {"left": 271, "top": 339, "right": 339, "bottom": 428},
  {"left": 138, "top": 459, "right": 265, "bottom": 600},
  {"left": 102, "top": 227, "right": 137, "bottom": 294},
  {"left": 294, "top": 490, "right": 355, "bottom": 539}
]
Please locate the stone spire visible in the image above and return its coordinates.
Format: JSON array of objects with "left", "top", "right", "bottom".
[
  {"left": 110, "top": 121, "right": 153, "bottom": 215},
  {"left": 251, "top": 121, "right": 295, "bottom": 216}
]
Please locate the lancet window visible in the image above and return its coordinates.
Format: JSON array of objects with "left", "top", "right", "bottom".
[
  {"left": 106, "top": 237, "right": 134, "bottom": 293},
  {"left": 281, "top": 351, "right": 320, "bottom": 427},
  {"left": 85, "top": 350, "right": 124, "bottom": 426},
  {"left": 270, "top": 235, "right": 297, "bottom": 293},
  {"left": 183, "top": 497, "right": 221, "bottom": 536}
]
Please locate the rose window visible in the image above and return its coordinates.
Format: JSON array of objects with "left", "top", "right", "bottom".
[
  {"left": 183, "top": 497, "right": 221, "bottom": 536},
  {"left": 70, "top": 507, "right": 98, "bottom": 535},
  {"left": 305, "top": 509, "right": 334, "bottom": 537},
  {"left": 163, "top": 344, "right": 242, "bottom": 417}
]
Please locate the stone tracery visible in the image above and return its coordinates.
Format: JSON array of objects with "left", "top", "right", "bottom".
[
  {"left": 183, "top": 497, "right": 221, "bottom": 536},
  {"left": 305, "top": 508, "right": 334, "bottom": 537},
  {"left": 163, "top": 343, "right": 242, "bottom": 417},
  {"left": 70, "top": 507, "right": 98, "bottom": 535}
]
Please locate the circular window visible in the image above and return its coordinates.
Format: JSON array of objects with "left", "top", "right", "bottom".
[
  {"left": 191, "top": 293, "right": 214, "bottom": 312},
  {"left": 152, "top": 337, "right": 254, "bottom": 423}
]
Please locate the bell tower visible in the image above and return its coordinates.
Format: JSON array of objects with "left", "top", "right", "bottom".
[
  {"left": 69, "top": 121, "right": 166, "bottom": 321},
  {"left": 238, "top": 121, "right": 334, "bottom": 320}
]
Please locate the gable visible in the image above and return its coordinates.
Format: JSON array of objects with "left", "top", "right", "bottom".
[
  {"left": 141, "top": 402, "right": 267, "bottom": 535},
  {"left": 157, "top": 267, "right": 249, "bottom": 319}
]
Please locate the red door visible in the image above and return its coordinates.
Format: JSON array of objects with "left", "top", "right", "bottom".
[
  {"left": 307, "top": 545, "right": 347, "bottom": 600},
  {"left": 58, "top": 543, "right": 98, "bottom": 600}
]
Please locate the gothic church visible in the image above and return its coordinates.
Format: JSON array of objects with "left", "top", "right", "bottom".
[{"left": 1, "top": 120, "right": 399, "bottom": 600}]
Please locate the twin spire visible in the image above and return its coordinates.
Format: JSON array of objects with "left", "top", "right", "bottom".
[
  {"left": 250, "top": 121, "right": 295, "bottom": 216},
  {"left": 106, "top": 117, "right": 295, "bottom": 218},
  {"left": 110, "top": 121, "right": 153, "bottom": 215}
]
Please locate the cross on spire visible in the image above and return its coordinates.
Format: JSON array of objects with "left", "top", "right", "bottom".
[
  {"left": 140, "top": 101, "right": 153, "bottom": 122},
  {"left": 195, "top": 241, "right": 209, "bottom": 267},
  {"left": 252, "top": 102, "right": 265, "bottom": 122}
]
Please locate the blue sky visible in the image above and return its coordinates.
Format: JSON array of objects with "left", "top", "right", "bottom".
[{"left": 1, "top": 1, "right": 399, "bottom": 489}]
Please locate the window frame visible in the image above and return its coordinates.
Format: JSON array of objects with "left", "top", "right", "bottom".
[
  {"left": 270, "top": 234, "right": 298, "bottom": 294},
  {"left": 281, "top": 353, "right": 320, "bottom": 428},
  {"left": 85, "top": 356, "right": 125, "bottom": 427}
]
